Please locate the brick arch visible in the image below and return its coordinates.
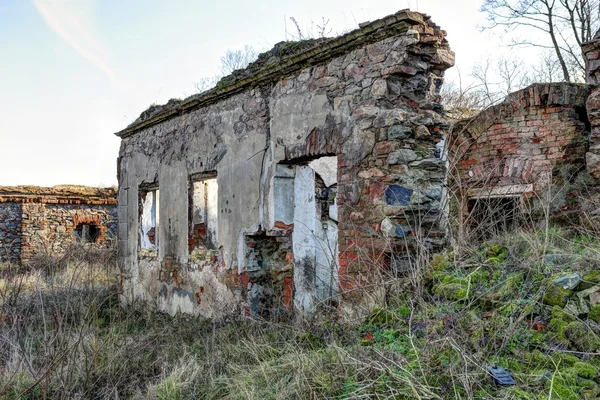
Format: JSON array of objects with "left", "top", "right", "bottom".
[{"left": 448, "top": 83, "right": 589, "bottom": 193}]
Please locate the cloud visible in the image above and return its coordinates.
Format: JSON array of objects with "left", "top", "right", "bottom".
[{"left": 33, "top": 0, "right": 124, "bottom": 90}]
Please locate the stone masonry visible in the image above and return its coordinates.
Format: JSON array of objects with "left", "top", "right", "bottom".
[
  {"left": 0, "top": 186, "right": 117, "bottom": 263},
  {"left": 116, "top": 10, "right": 455, "bottom": 319},
  {"left": 584, "top": 30, "right": 600, "bottom": 180}
]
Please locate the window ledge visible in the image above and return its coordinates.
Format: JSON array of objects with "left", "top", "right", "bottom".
[{"left": 138, "top": 248, "right": 158, "bottom": 259}]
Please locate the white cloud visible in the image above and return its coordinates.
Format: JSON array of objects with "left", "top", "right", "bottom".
[{"left": 32, "top": 0, "right": 124, "bottom": 90}]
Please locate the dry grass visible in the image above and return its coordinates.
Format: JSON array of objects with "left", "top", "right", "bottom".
[{"left": 2, "top": 190, "right": 600, "bottom": 398}]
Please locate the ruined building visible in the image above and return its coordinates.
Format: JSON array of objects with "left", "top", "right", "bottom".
[
  {"left": 115, "top": 10, "right": 455, "bottom": 318},
  {"left": 447, "top": 31, "right": 600, "bottom": 237},
  {"left": 0, "top": 186, "right": 117, "bottom": 263},
  {"left": 448, "top": 83, "right": 590, "bottom": 234}
]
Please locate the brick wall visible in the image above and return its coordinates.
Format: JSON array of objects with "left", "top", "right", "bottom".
[{"left": 449, "top": 83, "right": 589, "bottom": 195}]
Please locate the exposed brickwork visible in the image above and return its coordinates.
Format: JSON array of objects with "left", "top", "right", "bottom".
[
  {"left": 0, "top": 186, "right": 117, "bottom": 263},
  {"left": 449, "top": 83, "right": 589, "bottom": 194}
]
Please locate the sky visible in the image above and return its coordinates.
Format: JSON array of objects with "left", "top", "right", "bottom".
[{"left": 0, "top": 0, "right": 500, "bottom": 187}]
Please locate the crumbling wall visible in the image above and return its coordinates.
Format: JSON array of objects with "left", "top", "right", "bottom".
[
  {"left": 584, "top": 31, "right": 600, "bottom": 180},
  {"left": 116, "top": 10, "right": 454, "bottom": 318},
  {"left": 449, "top": 83, "right": 589, "bottom": 195},
  {"left": 0, "top": 203, "right": 22, "bottom": 262}
]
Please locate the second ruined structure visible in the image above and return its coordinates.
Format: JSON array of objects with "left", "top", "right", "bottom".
[{"left": 0, "top": 185, "right": 117, "bottom": 263}]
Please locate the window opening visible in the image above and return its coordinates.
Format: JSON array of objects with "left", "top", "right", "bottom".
[
  {"left": 467, "top": 197, "right": 519, "bottom": 238},
  {"left": 139, "top": 187, "right": 159, "bottom": 249},
  {"left": 73, "top": 223, "right": 99, "bottom": 243},
  {"left": 189, "top": 175, "right": 218, "bottom": 252}
]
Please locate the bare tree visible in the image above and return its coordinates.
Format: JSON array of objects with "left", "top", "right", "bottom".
[
  {"left": 560, "top": 0, "right": 599, "bottom": 64},
  {"left": 194, "top": 45, "right": 258, "bottom": 93},
  {"left": 480, "top": 0, "right": 599, "bottom": 82},
  {"left": 530, "top": 50, "right": 563, "bottom": 81},
  {"left": 467, "top": 54, "right": 532, "bottom": 109},
  {"left": 497, "top": 55, "right": 532, "bottom": 93},
  {"left": 219, "top": 45, "right": 257, "bottom": 76}
]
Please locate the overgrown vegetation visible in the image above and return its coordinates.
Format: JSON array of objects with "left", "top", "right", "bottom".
[{"left": 1, "top": 217, "right": 600, "bottom": 399}]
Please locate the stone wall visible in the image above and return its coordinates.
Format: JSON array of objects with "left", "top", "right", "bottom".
[
  {"left": 584, "top": 31, "right": 600, "bottom": 180},
  {"left": 0, "top": 203, "right": 22, "bottom": 262},
  {"left": 449, "top": 83, "right": 589, "bottom": 196},
  {"left": 20, "top": 203, "right": 117, "bottom": 261},
  {"left": 116, "top": 10, "right": 454, "bottom": 319},
  {"left": 0, "top": 186, "right": 117, "bottom": 263}
]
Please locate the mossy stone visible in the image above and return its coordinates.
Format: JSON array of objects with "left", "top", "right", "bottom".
[
  {"left": 589, "top": 304, "right": 600, "bottom": 323},
  {"left": 543, "top": 285, "right": 573, "bottom": 307},
  {"left": 564, "top": 321, "right": 599, "bottom": 352},
  {"left": 584, "top": 270, "right": 600, "bottom": 284},
  {"left": 578, "top": 271, "right": 600, "bottom": 290},
  {"left": 430, "top": 253, "right": 449, "bottom": 271}
]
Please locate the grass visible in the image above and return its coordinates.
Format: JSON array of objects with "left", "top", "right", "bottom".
[{"left": 1, "top": 227, "right": 600, "bottom": 399}]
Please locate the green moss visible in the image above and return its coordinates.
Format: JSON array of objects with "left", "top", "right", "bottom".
[
  {"left": 558, "top": 353, "right": 581, "bottom": 366},
  {"left": 589, "top": 304, "right": 600, "bottom": 323},
  {"left": 499, "top": 272, "right": 524, "bottom": 296},
  {"left": 485, "top": 244, "right": 508, "bottom": 263},
  {"left": 414, "top": 145, "right": 432, "bottom": 158},
  {"left": 396, "top": 303, "right": 412, "bottom": 318},
  {"left": 430, "top": 253, "right": 449, "bottom": 271},
  {"left": 542, "top": 284, "right": 573, "bottom": 307},
  {"left": 511, "top": 387, "right": 545, "bottom": 399},
  {"left": 432, "top": 282, "right": 468, "bottom": 300},
  {"left": 551, "top": 381, "right": 580, "bottom": 400},
  {"left": 498, "top": 300, "right": 520, "bottom": 317},
  {"left": 364, "top": 308, "right": 396, "bottom": 327},
  {"left": 469, "top": 269, "right": 489, "bottom": 285},
  {"left": 583, "top": 270, "right": 600, "bottom": 284},
  {"left": 564, "top": 321, "right": 599, "bottom": 352},
  {"left": 573, "top": 362, "right": 599, "bottom": 379}
]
